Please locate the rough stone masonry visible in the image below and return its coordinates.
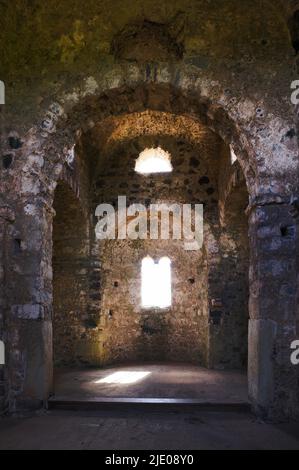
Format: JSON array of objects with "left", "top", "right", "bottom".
[{"left": 0, "top": 0, "right": 298, "bottom": 421}]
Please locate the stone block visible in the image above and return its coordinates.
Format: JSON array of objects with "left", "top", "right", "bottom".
[{"left": 11, "top": 304, "right": 45, "bottom": 320}]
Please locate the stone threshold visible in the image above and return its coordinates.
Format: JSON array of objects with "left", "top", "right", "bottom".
[{"left": 48, "top": 396, "right": 251, "bottom": 412}]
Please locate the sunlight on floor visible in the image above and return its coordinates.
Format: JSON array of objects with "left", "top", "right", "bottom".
[{"left": 95, "top": 371, "right": 151, "bottom": 385}]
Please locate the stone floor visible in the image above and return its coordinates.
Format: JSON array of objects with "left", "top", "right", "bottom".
[
  {"left": 3, "top": 364, "right": 297, "bottom": 450},
  {"left": 1, "top": 409, "right": 299, "bottom": 449},
  {"left": 53, "top": 363, "right": 248, "bottom": 403}
]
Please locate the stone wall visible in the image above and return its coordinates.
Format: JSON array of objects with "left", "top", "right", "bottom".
[
  {"left": 98, "top": 239, "right": 209, "bottom": 365},
  {"left": 0, "top": 0, "right": 298, "bottom": 419},
  {"left": 52, "top": 181, "right": 91, "bottom": 366},
  {"left": 51, "top": 131, "right": 249, "bottom": 369},
  {"left": 208, "top": 224, "right": 249, "bottom": 369},
  {"left": 248, "top": 203, "right": 298, "bottom": 419},
  {"left": 0, "top": 206, "right": 13, "bottom": 413},
  {"left": 208, "top": 146, "right": 249, "bottom": 369}
]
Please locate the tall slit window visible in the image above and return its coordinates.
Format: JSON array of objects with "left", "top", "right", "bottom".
[{"left": 141, "top": 256, "right": 171, "bottom": 308}]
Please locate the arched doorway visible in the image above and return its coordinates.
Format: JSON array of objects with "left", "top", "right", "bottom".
[
  {"left": 52, "top": 180, "right": 90, "bottom": 367},
  {"left": 50, "top": 101, "right": 250, "bottom": 405},
  {"left": 4, "top": 70, "right": 297, "bottom": 419}
]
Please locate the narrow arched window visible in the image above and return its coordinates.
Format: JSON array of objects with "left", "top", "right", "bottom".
[
  {"left": 141, "top": 256, "right": 171, "bottom": 308},
  {"left": 135, "top": 147, "right": 172, "bottom": 174}
]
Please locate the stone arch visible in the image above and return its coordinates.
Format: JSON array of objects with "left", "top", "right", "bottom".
[
  {"left": 3, "top": 63, "right": 299, "bottom": 419},
  {"left": 19, "top": 64, "right": 298, "bottom": 204}
]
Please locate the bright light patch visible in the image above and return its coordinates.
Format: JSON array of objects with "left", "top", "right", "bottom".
[
  {"left": 135, "top": 147, "right": 172, "bottom": 174},
  {"left": 141, "top": 256, "right": 171, "bottom": 308},
  {"left": 95, "top": 371, "right": 151, "bottom": 384},
  {"left": 230, "top": 146, "right": 238, "bottom": 164}
]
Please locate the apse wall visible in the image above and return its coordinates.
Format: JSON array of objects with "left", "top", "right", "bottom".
[{"left": 52, "top": 129, "right": 249, "bottom": 369}]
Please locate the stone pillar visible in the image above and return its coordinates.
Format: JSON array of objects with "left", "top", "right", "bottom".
[
  {"left": 290, "top": 196, "right": 299, "bottom": 416},
  {"left": 290, "top": 197, "right": 299, "bottom": 322},
  {"left": 248, "top": 201, "right": 298, "bottom": 420},
  {"left": 0, "top": 206, "right": 15, "bottom": 413},
  {"left": 5, "top": 198, "right": 54, "bottom": 410}
]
